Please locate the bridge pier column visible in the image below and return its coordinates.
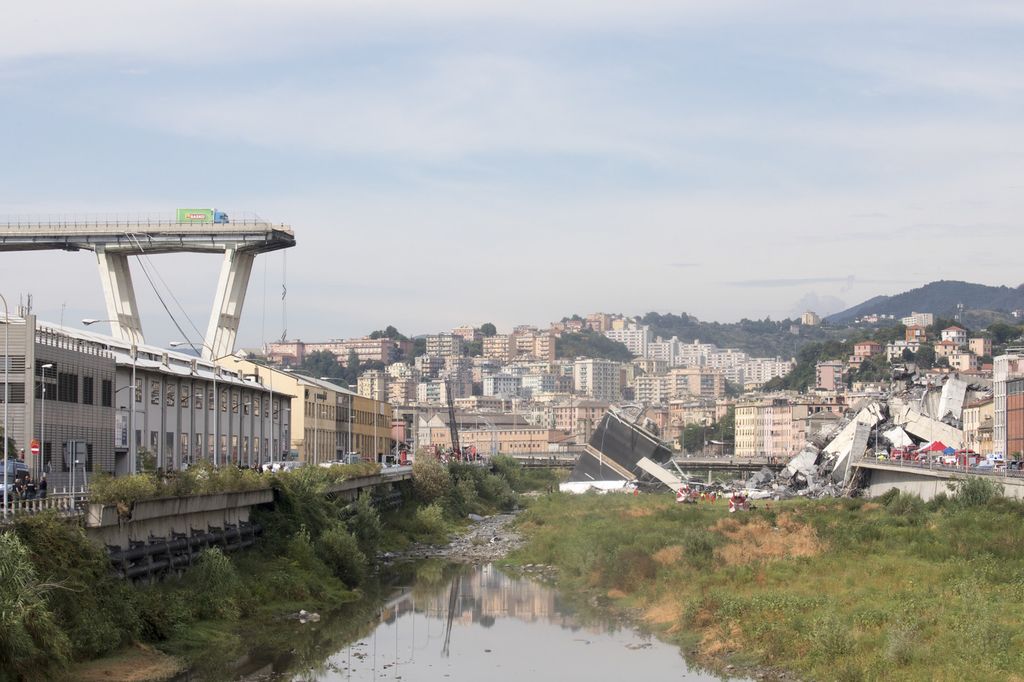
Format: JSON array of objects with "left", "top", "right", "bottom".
[
  {"left": 203, "top": 248, "right": 254, "bottom": 361},
  {"left": 95, "top": 247, "right": 145, "bottom": 344}
]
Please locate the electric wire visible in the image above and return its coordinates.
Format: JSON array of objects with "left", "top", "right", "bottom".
[{"left": 127, "top": 233, "right": 206, "bottom": 342}]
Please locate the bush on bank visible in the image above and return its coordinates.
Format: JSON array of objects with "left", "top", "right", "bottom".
[
  {"left": 512, "top": 485, "right": 1024, "bottom": 682},
  {"left": 88, "top": 460, "right": 379, "bottom": 508}
]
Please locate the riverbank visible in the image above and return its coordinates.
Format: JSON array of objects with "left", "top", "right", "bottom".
[
  {"left": 385, "top": 511, "right": 523, "bottom": 563},
  {"left": 509, "top": 481, "right": 1024, "bottom": 682}
]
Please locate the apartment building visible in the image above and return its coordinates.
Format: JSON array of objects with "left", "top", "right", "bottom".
[
  {"left": 483, "top": 374, "right": 522, "bottom": 398},
  {"left": 357, "top": 369, "right": 387, "bottom": 402},
  {"left": 483, "top": 334, "right": 514, "bottom": 362},
  {"left": 963, "top": 398, "right": 994, "bottom": 455},
  {"left": 604, "top": 324, "right": 651, "bottom": 357},
  {"left": 994, "top": 353, "right": 1024, "bottom": 457},
  {"left": 940, "top": 326, "right": 968, "bottom": 348},
  {"left": 969, "top": 337, "right": 992, "bottom": 358},
  {"left": 573, "top": 358, "right": 622, "bottom": 402},
  {"left": 901, "top": 312, "right": 935, "bottom": 327},
  {"left": 425, "top": 333, "right": 465, "bottom": 358},
  {"left": 816, "top": 361, "right": 845, "bottom": 391}
]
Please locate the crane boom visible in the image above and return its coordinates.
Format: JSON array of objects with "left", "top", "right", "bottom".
[{"left": 445, "top": 377, "right": 461, "bottom": 459}]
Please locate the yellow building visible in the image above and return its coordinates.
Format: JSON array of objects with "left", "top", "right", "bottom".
[{"left": 229, "top": 360, "right": 394, "bottom": 463}]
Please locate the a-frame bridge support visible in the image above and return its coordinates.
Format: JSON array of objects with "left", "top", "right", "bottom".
[{"left": 0, "top": 218, "right": 295, "bottom": 354}]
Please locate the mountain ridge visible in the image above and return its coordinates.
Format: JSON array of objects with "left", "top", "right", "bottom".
[{"left": 826, "top": 280, "right": 1024, "bottom": 323}]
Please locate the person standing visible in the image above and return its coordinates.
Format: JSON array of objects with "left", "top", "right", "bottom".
[
  {"left": 24, "top": 474, "right": 36, "bottom": 500},
  {"left": 38, "top": 473, "right": 47, "bottom": 499}
]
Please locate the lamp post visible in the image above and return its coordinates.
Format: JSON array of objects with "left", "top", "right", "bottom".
[
  {"left": 40, "top": 363, "right": 53, "bottom": 480},
  {"left": 83, "top": 319, "right": 138, "bottom": 474},
  {"left": 1, "top": 293, "right": 9, "bottom": 519}
]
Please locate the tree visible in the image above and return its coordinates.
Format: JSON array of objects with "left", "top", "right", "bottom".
[
  {"left": 480, "top": 322, "right": 497, "bottom": 337},
  {"left": 466, "top": 340, "right": 483, "bottom": 357},
  {"left": 346, "top": 350, "right": 360, "bottom": 374},
  {"left": 369, "top": 325, "right": 408, "bottom": 341},
  {"left": 300, "top": 350, "right": 346, "bottom": 381},
  {"left": 915, "top": 344, "right": 936, "bottom": 369},
  {"left": 554, "top": 331, "right": 633, "bottom": 361}
]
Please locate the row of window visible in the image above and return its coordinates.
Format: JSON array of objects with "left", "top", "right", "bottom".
[{"left": 139, "top": 378, "right": 279, "bottom": 418}]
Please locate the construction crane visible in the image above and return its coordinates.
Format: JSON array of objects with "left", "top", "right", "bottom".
[{"left": 445, "top": 377, "right": 461, "bottom": 460}]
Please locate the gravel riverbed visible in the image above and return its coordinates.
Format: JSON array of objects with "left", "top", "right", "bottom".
[{"left": 382, "top": 512, "right": 524, "bottom": 564}]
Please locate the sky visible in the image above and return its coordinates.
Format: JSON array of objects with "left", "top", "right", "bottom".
[{"left": 2, "top": 1, "right": 1023, "bottom": 347}]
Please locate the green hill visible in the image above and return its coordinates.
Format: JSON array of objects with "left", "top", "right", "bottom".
[{"left": 827, "top": 280, "right": 1024, "bottom": 324}]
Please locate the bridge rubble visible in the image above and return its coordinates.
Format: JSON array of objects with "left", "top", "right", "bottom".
[{"left": 732, "top": 369, "right": 993, "bottom": 500}]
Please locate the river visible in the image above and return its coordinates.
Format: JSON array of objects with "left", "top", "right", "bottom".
[{"left": 180, "top": 561, "right": 741, "bottom": 681}]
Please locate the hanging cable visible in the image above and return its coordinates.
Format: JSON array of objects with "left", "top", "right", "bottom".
[
  {"left": 281, "top": 250, "right": 288, "bottom": 342},
  {"left": 128, "top": 234, "right": 206, "bottom": 342},
  {"left": 124, "top": 233, "right": 201, "bottom": 354}
]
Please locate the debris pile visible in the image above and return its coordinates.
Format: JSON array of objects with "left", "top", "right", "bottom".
[{"left": 728, "top": 370, "right": 992, "bottom": 500}]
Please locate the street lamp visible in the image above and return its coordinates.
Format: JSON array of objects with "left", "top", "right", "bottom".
[
  {"left": 1, "top": 293, "right": 9, "bottom": 519},
  {"left": 83, "top": 318, "right": 139, "bottom": 474},
  {"left": 40, "top": 363, "right": 53, "bottom": 480}
]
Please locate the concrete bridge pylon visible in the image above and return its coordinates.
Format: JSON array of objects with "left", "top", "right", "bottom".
[{"left": 0, "top": 216, "right": 295, "bottom": 357}]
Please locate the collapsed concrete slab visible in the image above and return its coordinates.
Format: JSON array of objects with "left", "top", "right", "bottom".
[
  {"left": 937, "top": 376, "right": 968, "bottom": 422},
  {"left": 882, "top": 426, "right": 914, "bottom": 449},
  {"left": 891, "top": 405, "right": 964, "bottom": 448}
]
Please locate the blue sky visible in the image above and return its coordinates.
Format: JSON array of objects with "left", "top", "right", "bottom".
[{"left": 2, "top": 1, "right": 1023, "bottom": 347}]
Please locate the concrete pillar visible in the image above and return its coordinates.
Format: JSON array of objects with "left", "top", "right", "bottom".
[
  {"left": 95, "top": 247, "right": 145, "bottom": 344},
  {"left": 203, "top": 248, "right": 254, "bottom": 361}
]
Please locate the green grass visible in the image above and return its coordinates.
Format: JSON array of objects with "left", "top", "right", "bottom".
[{"left": 510, "top": 489, "right": 1024, "bottom": 681}]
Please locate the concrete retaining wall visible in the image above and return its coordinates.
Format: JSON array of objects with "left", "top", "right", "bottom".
[{"left": 85, "top": 488, "right": 274, "bottom": 548}]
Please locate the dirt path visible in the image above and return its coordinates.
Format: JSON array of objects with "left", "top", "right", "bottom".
[{"left": 384, "top": 512, "right": 522, "bottom": 564}]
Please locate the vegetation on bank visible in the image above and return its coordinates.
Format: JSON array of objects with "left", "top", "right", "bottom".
[
  {"left": 512, "top": 479, "right": 1024, "bottom": 681},
  {"left": 88, "top": 460, "right": 380, "bottom": 508},
  {"left": 0, "top": 456, "right": 556, "bottom": 681}
]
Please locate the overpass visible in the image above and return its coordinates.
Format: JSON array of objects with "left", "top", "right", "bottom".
[
  {"left": 0, "top": 216, "right": 295, "bottom": 359},
  {"left": 854, "top": 457, "right": 1024, "bottom": 501},
  {"left": 673, "top": 456, "right": 786, "bottom": 474}
]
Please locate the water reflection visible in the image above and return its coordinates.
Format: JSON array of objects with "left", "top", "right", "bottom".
[{"left": 237, "top": 563, "right": 733, "bottom": 682}]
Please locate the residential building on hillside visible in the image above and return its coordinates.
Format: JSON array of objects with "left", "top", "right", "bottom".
[
  {"left": 969, "top": 337, "right": 992, "bottom": 358},
  {"left": 994, "top": 353, "right": 1024, "bottom": 457},
  {"left": 451, "top": 325, "right": 481, "bottom": 343},
  {"left": 483, "top": 374, "right": 522, "bottom": 398},
  {"left": 573, "top": 358, "right": 622, "bottom": 402},
  {"left": 634, "top": 374, "right": 670, "bottom": 405},
  {"left": 816, "top": 361, "right": 845, "bottom": 391},
  {"left": 941, "top": 326, "right": 968, "bottom": 348},
  {"left": 801, "top": 311, "right": 822, "bottom": 326},
  {"left": 604, "top": 324, "right": 651, "bottom": 357},
  {"left": 387, "top": 378, "right": 417, "bottom": 407},
  {"left": 549, "top": 400, "right": 609, "bottom": 441},
  {"left": 949, "top": 352, "right": 979, "bottom": 372},
  {"left": 901, "top": 312, "right": 935, "bottom": 327},
  {"left": 586, "top": 313, "right": 616, "bottom": 333},
  {"left": 357, "top": 370, "right": 387, "bottom": 402},
  {"left": 905, "top": 325, "right": 928, "bottom": 343},
  {"left": 425, "top": 333, "right": 465, "bottom": 358},
  {"left": 935, "top": 340, "right": 959, "bottom": 359},
  {"left": 886, "top": 339, "right": 921, "bottom": 361},
  {"left": 483, "top": 334, "right": 514, "bottom": 362},
  {"left": 414, "top": 355, "right": 445, "bottom": 379}
]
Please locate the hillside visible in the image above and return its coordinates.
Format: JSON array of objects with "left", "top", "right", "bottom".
[
  {"left": 637, "top": 312, "right": 850, "bottom": 359},
  {"left": 827, "top": 280, "right": 1024, "bottom": 324}
]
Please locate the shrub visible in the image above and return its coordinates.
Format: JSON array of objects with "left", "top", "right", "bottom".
[
  {"left": 412, "top": 457, "right": 452, "bottom": 503},
  {"left": 88, "top": 473, "right": 160, "bottom": 508},
  {"left": 952, "top": 477, "right": 1003, "bottom": 508},
  {"left": 0, "top": 531, "right": 72, "bottom": 680},
  {"left": 185, "top": 548, "right": 243, "bottom": 620},
  {"left": 414, "top": 503, "right": 449, "bottom": 542},
  {"left": 346, "top": 492, "right": 383, "bottom": 558},
  {"left": 12, "top": 513, "right": 139, "bottom": 659},
  {"left": 317, "top": 524, "right": 367, "bottom": 587}
]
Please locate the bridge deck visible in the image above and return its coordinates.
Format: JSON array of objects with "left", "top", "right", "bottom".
[{"left": 0, "top": 220, "right": 295, "bottom": 254}]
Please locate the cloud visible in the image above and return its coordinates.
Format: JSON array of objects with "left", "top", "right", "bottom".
[
  {"left": 668, "top": 262, "right": 698, "bottom": 268},
  {"left": 790, "top": 292, "right": 847, "bottom": 318}
]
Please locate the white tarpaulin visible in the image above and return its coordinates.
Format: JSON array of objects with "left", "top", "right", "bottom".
[{"left": 559, "top": 481, "right": 637, "bottom": 495}]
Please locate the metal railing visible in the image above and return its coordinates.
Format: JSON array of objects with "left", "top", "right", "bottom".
[
  {"left": 2, "top": 492, "right": 88, "bottom": 522},
  {"left": 0, "top": 219, "right": 291, "bottom": 235},
  {"left": 857, "top": 451, "right": 1024, "bottom": 479}
]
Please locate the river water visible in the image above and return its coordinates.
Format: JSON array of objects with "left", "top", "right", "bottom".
[{"left": 188, "top": 561, "right": 737, "bottom": 681}]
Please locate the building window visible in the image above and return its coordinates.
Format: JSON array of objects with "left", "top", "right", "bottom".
[
  {"left": 151, "top": 380, "right": 161, "bottom": 405},
  {"left": 0, "top": 383, "right": 26, "bottom": 404},
  {"left": 101, "top": 380, "right": 113, "bottom": 407},
  {"left": 181, "top": 384, "right": 190, "bottom": 408},
  {"left": 194, "top": 385, "right": 203, "bottom": 410},
  {"left": 165, "top": 384, "right": 176, "bottom": 407},
  {"left": 82, "top": 376, "right": 94, "bottom": 405},
  {"left": 135, "top": 377, "right": 142, "bottom": 403},
  {"left": 220, "top": 390, "right": 228, "bottom": 413},
  {"left": 57, "top": 372, "right": 78, "bottom": 403}
]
